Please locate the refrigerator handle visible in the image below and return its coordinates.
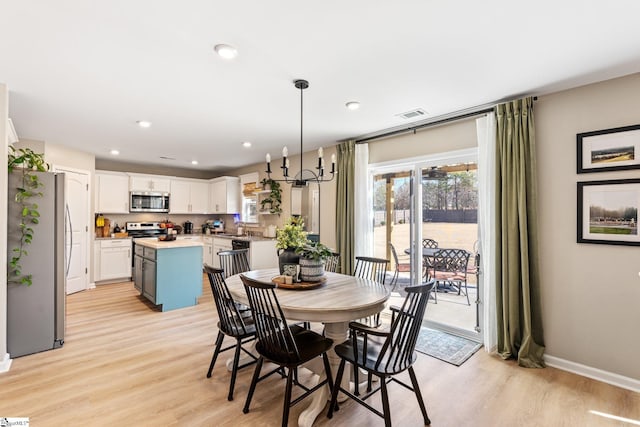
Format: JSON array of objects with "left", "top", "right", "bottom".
[{"left": 65, "top": 203, "right": 73, "bottom": 276}]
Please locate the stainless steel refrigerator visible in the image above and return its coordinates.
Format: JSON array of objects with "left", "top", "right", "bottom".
[{"left": 7, "top": 171, "right": 66, "bottom": 357}]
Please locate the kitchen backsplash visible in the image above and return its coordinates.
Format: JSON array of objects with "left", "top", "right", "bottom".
[{"left": 100, "top": 213, "right": 239, "bottom": 234}]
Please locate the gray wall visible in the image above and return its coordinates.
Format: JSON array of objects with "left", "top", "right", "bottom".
[{"left": 0, "top": 84, "right": 8, "bottom": 367}]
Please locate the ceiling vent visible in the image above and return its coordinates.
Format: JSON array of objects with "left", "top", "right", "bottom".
[
  {"left": 396, "top": 108, "right": 427, "bottom": 120},
  {"left": 159, "top": 156, "right": 176, "bottom": 161}
]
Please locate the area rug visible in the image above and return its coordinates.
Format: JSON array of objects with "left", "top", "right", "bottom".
[{"left": 414, "top": 327, "right": 482, "bottom": 366}]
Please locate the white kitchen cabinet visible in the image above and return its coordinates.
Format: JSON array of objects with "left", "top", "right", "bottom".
[
  {"left": 95, "top": 238, "right": 132, "bottom": 282},
  {"left": 129, "top": 173, "right": 171, "bottom": 193},
  {"left": 170, "top": 179, "right": 209, "bottom": 214},
  {"left": 202, "top": 236, "right": 214, "bottom": 267},
  {"left": 95, "top": 171, "right": 129, "bottom": 213},
  {"left": 209, "top": 176, "right": 241, "bottom": 214},
  {"left": 249, "top": 239, "right": 278, "bottom": 270},
  {"left": 212, "top": 237, "right": 233, "bottom": 269}
]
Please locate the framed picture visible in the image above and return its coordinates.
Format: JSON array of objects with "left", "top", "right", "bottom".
[
  {"left": 577, "top": 178, "right": 640, "bottom": 246},
  {"left": 576, "top": 124, "right": 640, "bottom": 173}
]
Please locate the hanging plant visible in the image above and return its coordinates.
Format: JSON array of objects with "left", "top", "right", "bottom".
[
  {"left": 260, "top": 178, "right": 283, "bottom": 215},
  {"left": 7, "top": 146, "right": 50, "bottom": 286}
]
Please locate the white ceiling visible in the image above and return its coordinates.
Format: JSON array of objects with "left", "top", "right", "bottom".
[{"left": 2, "top": 1, "right": 640, "bottom": 173}]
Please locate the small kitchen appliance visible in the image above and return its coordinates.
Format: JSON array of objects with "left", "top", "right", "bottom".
[
  {"left": 183, "top": 220, "right": 193, "bottom": 234},
  {"left": 211, "top": 219, "right": 224, "bottom": 233}
]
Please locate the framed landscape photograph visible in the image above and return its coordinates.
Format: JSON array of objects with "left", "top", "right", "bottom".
[
  {"left": 577, "top": 179, "right": 640, "bottom": 246},
  {"left": 577, "top": 124, "right": 640, "bottom": 173}
]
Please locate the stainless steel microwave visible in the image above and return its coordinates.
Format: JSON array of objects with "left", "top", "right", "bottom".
[{"left": 130, "top": 192, "right": 170, "bottom": 212}]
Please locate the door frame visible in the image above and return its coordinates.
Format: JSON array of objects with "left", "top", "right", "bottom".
[{"left": 52, "top": 165, "right": 92, "bottom": 293}]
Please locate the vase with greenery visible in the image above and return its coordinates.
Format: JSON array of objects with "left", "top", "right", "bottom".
[
  {"left": 7, "top": 146, "right": 50, "bottom": 286},
  {"left": 275, "top": 216, "right": 307, "bottom": 274},
  {"left": 296, "top": 241, "right": 332, "bottom": 282},
  {"left": 259, "top": 177, "right": 282, "bottom": 215}
]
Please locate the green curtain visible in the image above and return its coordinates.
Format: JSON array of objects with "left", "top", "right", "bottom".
[
  {"left": 495, "top": 97, "right": 545, "bottom": 368},
  {"left": 336, "top": 140, "right": 355, "bottom": 275}
]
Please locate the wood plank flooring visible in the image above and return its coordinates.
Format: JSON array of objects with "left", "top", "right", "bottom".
[{"left": 1, "top": 277, "right": 638, "bottom": 426}]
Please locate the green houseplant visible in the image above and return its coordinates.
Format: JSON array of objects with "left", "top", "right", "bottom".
[
  {"left": 259, "top": 178, "right": 282, "bottom": 215},
  {"left": 7, "top": 146, "right": 50, "bottom": 285},
  {"left": 275, "top": 216, "right": 307, "bottom": 274},
  {"left": 296, "top": 241, "right": 332, "bottom": 282}
]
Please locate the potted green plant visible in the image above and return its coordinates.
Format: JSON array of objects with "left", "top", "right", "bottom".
[
  {"left": 259, "top": 178, "right": 282, "bottom": 215},
  {"left": 275, "top": 216, "right": 307, "bottom": 274},
  {"left": 296, "top": 241, "right": 332, "bottom": 282},
  {"left": 7, "top": 146, "right": 50, "bottom": 285}
]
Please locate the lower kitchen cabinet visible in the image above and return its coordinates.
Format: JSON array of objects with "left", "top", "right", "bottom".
[{"left": 95, "top": 238, "right": 132, "bottom": 283}]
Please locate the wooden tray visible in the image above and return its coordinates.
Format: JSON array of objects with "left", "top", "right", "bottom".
[{"left": 272, "top": 276, "right": 327, "bottom": 290}]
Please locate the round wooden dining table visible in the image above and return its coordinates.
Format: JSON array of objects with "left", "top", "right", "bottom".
[{"left": 225, "top": 268, "right": 390, "bottom": 427}]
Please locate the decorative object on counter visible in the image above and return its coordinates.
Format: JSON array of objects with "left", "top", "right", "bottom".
[
  {"left": 259, "top": 178, "right": 282, "bottom": 215},
  {"left": 7, "top": 146, "right": 50, "bottom": 286},
  {"left": 264, "top": 80, "right": 336, "bottom": 187},
  {"left": 264, "top": 224, "right": 277, "bottom": 238},
  {"left": 275, "top": 217, "right": 307, "bottom": 274},
  {"left": 295, "top": 241, "right": 333, "bottom": 282}
]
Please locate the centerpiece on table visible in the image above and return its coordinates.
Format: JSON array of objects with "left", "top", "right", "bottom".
[
  {"left": 295, "top": 241, "right": 333, "bottom": 282},
  {"left": 275, "top": 217, "right": 308, "bottom": 274}
]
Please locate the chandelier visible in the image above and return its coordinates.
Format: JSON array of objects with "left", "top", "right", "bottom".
[{"left": 265, "top": 79, "right": 336, "bottom": 187}]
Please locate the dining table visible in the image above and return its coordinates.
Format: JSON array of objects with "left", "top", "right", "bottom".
[{"left": 224, "top": 268, "right": 390, "bottom": 427}]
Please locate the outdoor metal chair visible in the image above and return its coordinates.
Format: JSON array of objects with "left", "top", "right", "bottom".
[
  {"left": 239, "top": 274, "right": 334, "bottom": 427},
  {"left": 388, "top": 243, "right": 410, "bottom": 291},
  {"left": 422, "top": 238, "right": 438, "bottom": 249},
  {"left": 430, "top": 248, "right": 471, "bottom": 305},
  {"left": 204, "top": 266, "right": 258, "bottom": 401},
  {"left": 327, "top": 282, "right": 434, "bottom": 427}
]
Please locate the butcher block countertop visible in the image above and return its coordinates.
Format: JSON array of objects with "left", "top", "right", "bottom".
[{"left": 135, "top": 237, "right": 203, "bottom": 249}]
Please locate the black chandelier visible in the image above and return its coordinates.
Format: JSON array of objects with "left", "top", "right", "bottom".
[{"left": 265, "top": 79, "right": 336, "bottom": 187}]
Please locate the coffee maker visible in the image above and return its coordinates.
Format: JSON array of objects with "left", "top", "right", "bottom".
[{"left": 183, "top": 220, "right": 193, "bottom": 234}]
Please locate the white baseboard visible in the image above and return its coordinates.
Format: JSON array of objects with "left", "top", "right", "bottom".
[
  {"left": 0, "top": 353, "right": 12, "bottom": 373},
  {"left": 544, "top": 354, "right": 640, "bottom": 393}
]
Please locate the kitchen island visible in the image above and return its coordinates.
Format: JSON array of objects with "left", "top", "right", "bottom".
[{"left": 133, "top": 238, "right": 203, "bottom": 311}]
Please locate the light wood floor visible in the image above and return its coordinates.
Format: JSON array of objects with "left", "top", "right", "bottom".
[{"left": 1, "top": 277, "right": 638, "bottom": 426}]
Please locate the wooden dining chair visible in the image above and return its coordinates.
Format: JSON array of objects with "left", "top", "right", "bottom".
[
  {"left": 239, "top": 274, "right": 335, "bottom": 427},
  {"left": 218, "top": 249, "right": 250, "bottom": 278},
  {"left": 353, "top": 256, "right": 389, "bottom": 327},
  {"left": 204, "top": 266, "right": 258, "bottom": 401},
  {"left": 324, "top": 251, "right": 340, "bottom": 273},
  {"left": 327, "top": 282, "right": 434, "bottom": 427}
]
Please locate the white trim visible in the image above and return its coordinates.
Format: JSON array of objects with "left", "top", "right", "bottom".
[
  {"left": 544, "top": 355, "right": 640, "bottom": 393},
  {"left": 0, "top": 353, "right": 12, "bottom": 373}
]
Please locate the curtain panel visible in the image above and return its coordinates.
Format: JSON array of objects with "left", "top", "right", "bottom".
[
  {"left": 336, "top": 140, "right": 356, "bottom": 274},
  {"left": 495, "top": 97, "right": 545, "bottom": 368}
]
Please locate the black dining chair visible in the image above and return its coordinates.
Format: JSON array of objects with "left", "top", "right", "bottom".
[
  {"left": 353, "top": 256, "right": 390, "bottom": 327},
  {"left": 324, "top": 251, "right": 340, "bottom": 273},
  {"left": 430, "top": 248, "right": 471, "bottom": 305},
  {"left": 218, "top": 249, "right": 250, "bottom": 278},
  {"left": 239, "top": 274, "right": 334, "bottom": 427},
  {"left": 204, "top": 266, "right": 258, "bottom": 401},
  {"left": 327, "top": 282, "right": 434, "bottom": 427}
]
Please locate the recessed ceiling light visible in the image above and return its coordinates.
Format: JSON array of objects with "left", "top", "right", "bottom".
[
  {"left": 242, "top": 141, "right": 252, "bottom": 148},
  {"left": 136, "top": 120, "right": 152, "bottom": 128},
  {"left": 110, "top": 149, "right": 120, "bottom": 155},
  {"left": 191, "top": 160, "right": 198, "bottom": 165},
  {"left": 214, "top": 44, "right": 238, "bottom": 59},
  {"left": 346, "top": 101, "right": 360, "bottom": 110}
]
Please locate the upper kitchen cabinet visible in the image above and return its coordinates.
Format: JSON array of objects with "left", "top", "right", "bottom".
[
  {"left": 95, "top": 171, "right": 129, "bottom": 213},
  {"left": 170, "top": 178, "right": 209, "bottom": 214},
  {"left": 129, "top": 173, "right": 171, "bottom": 193},
  {"left": 209, "top": 176, "right": 240, "bottom": 214}
]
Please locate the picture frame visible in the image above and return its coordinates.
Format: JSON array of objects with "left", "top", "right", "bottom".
[
  {"left": 577, "top": 124, "right": 640, "bottom": 173},
  {"left": 577, "top": 178, "right": 640, "bottom": 246}
]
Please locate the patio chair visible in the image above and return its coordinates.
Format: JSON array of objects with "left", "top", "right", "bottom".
[
  {"left": 388, "top": 243, "right": 410, "bottom": 291},
  {"left": 422, "top": 238, "right": 438, "bottom": 249},
  {"left": 204, "top": 266, "right": 258, "bottom": 401},
  {"left": 430, "top": 248, "right": 471, "bottom": 305},
  {"left": 239, "top": 274, "right": 334, "bottom": 427},
  {"left": 327, "top": 282, "right": 434, "bottom": 427},
  {"left": 421, "top": 239, "right": 438, "bottom": 281}
]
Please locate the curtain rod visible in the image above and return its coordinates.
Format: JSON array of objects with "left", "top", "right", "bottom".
[{"left": 353, "top": 96, "right": 537, "bottom": 144}]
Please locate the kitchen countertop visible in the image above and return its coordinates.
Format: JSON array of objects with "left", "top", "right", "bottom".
[{"left": 135, "top": 237, "right": 203, "bottom": 249}]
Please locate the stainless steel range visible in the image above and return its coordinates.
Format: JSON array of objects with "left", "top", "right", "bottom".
[{"left": 126, "top": 222, "right": 165, "bottom": 268}]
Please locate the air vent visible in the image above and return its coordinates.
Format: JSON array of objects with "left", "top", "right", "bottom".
[
  {"left": 159, "top": 156, "right": 176, "bottom": 160},
  {"left": 396, "top": 108, "right": 427, "bottom": 120}
]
